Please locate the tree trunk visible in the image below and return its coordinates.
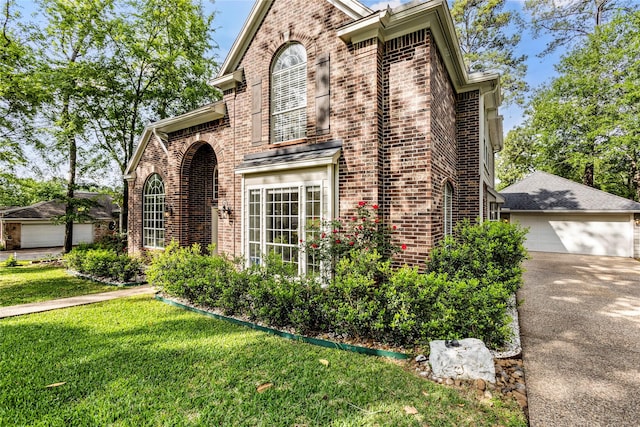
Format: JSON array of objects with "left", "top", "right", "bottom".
[
  {"left": 62, "top": 100, "right": 76, "bottom": 254},
  {"left": 122, "top": 178, "right": 129, "bottom": 232},
  {"left": 583, "top": 163, "right": 595, "bottom": 187}
]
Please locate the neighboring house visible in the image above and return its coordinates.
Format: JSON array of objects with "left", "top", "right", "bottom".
[
  {"left": 124, "top": 0, "right": 504, "bottom": 270},
  {"left": 0, "top": 192, "right": 118, "bottom": 250},
  {"left": 500, "top": 171, "right": 640, "bottom": 258}
]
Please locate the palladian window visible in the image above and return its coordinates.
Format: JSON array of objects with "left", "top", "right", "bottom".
[
  {"left": 271, "top": 43, "right": 307, "bottom": 143},
  {"left": 143, "top": 173, "right": 165, "bottom": 248}
]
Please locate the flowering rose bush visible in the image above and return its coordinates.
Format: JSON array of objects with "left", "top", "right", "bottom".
[{"left": 302, "top": 201, "right": 404, "bottom": 281}]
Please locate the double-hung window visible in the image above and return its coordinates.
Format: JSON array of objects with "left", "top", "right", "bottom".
[
  {"left": 271, "top": 43, "right": 307, "bottom": 143},
  {"left": 143, "top": 173, "right": 165, "bottom": 248},
  {"left": 246, "top": 183, "right": 321, "bottom": 274}
]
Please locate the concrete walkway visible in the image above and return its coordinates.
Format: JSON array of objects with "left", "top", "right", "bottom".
[
  {"left": 0, "top": 285, "right": 156, "bottom": 319},
  {"left": 519, "top": 252, "right": 640, "bottom": 427}
]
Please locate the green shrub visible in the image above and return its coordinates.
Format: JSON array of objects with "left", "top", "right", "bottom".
[
  {"left": 4, "top": 254, "right": 19, "bottom": 267},
  {"left": 148, "top": 216, "right": 527, "bottom": 349},
  {"left": 427, "top": 219, "right": 528, "bottom": 293},
  {"left": 63, "top": 247, "right": 142, "bottom": 282},
  {"left": 94, "top": 233, "right": 128, "bottom": 253}
]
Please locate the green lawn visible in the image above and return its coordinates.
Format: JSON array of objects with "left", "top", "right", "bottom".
[
  {"left": 0, "top": 263, "right": 117, "bottom": 307},
  {"left": 0, "top": 295, "right": 526, "bottom": 426}
]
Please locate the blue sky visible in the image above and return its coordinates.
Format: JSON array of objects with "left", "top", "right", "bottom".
[{"left": 209, "top": 0, "right": 565, "bottom": 133}]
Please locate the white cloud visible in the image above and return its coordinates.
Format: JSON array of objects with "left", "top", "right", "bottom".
[{"left": 367, "top": 0, "right": 406, "bottom": 12}]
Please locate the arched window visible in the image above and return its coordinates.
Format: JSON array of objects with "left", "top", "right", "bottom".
[
  {"left": 143, "top": 173, "right": 165, "bottom": 248},
  {"left": 444, "top": 182, "right": 453, "bottom": 237},
  {"left": 271, "top": 43, "right": 307, "bottom": 143}
]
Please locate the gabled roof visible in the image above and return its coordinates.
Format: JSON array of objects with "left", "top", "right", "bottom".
[
  {"left": 0, "top": 192, "right": 118, "bottom": 221},
  {"left": 211, "top": 0, "right": 501, "bottom": 102},
  {"left": 124, "top": 102, "right": 226, "bottom": 179},
  {"left": 211, "top": 0, "right": 372, "bottom": 88},
  {"left": 500, "top": 171, "right": 640, "bottom": 213}
]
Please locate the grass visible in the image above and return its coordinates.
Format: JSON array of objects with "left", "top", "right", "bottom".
[
  {"left": 0, "top": 262, "right": 117, "bottom": 307},
  {"left": 0, "top": 295, "right": 527, "bottom": 426}
]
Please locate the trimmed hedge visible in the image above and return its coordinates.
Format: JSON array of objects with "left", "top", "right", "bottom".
[
  {"left": 148, "top": 220, "right": 528, "bottom": 349},
  {"left": 64, "top": 247, "right": 142, "bottom": 283}
]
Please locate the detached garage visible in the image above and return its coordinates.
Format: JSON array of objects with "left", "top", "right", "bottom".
[
  {"left": 500, "top": 171, "right": 640, "bottom": 258},
  {"left": 0, "top": 192, "right": 118, "bottom": 250}
]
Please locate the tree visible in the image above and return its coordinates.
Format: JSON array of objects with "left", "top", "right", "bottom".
[
  {"left": 496, "top": 124, "right": 538, "bottom": 189},
  {"left": 0, "top": 0, "right": 41, "bottom": 169},
  {"left": 17, "top": 0, "right": 217, "bottom": 252},
  {"left": 81, "top": 0, "right": 218, "bottom": 231},
  {"left": 497, "top": 11, "right": 640, "bottom": 200},
  {"left": 450, "top": 0, "right": 528, "bottom": 105},
  {"left": 524, "top": 0, "right": 639, "bottom": 56},
  {"left": 0, "top": 175, "right": 65, "bottom": 208},
  {"left": 30, "top": 0, "right": 114, "bottom": 253}
]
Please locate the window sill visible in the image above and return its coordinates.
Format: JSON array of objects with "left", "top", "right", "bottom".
[{"left": 271, "top": 138, "right": 308, "bottom": 148}]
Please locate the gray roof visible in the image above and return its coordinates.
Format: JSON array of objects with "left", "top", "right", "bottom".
[
  {"left": 500, "top": 171, "right": 640, "bottom": 212},
  {"left": 0, "top": 192, "right": 118, "bottom": 220},
  {"left": 236, "top": 140, "right": 342, "bottom": 172}
]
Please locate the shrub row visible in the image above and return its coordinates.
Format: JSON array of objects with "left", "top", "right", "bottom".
[
  {"left": 148, "top": 220, "right": 528, "bottom": 349},
  {"left": 64, "top": 247, "right": 142, "bottom": 282}
]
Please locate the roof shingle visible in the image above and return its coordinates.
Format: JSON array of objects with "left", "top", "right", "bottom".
[{"left": 499, "top": 171, "right": 640, "bottom": 212}]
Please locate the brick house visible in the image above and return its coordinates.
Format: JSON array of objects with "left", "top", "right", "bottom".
[{"left": 124, "top": 0, "right": 503, "bottom": 270}]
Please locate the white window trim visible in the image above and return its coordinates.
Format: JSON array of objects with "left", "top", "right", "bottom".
[
  {"left": 143, "top": 173, "right": 166, "bottom": 249},
  {"left": 244, "top": 180, "right": 323, "bottom": 275},
  {"left": 271, "top": 43, "right": 307, "bottom": 144}
]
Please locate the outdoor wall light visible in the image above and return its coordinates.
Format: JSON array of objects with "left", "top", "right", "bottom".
[
  {"left": 221, "top": 201, "right": 232, "bottom": 217},
  {"left": 164, "top": 204, "right": 173, "bottom": 218}
]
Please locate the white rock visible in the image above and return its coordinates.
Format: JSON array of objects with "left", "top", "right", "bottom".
[{"left": 429, "top": 338, "right": 495, "bottom": 383}]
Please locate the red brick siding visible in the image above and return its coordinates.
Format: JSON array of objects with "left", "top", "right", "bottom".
[
  {"left": 128, "top": 0, "right": 485, "bottom": 267},
  {"left": 127, "top": 137, "right": 169, "bottom": 253},
  {"left": 456, "top": 90, "right": 481, "bottom": 222},
  {"left": 428, "top": 33, "right": 458, "bottom": 248},
  {"left": 382, "top": 29, "right": 431, "bottom": 266}
]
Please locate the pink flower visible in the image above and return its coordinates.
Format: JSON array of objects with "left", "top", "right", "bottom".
[
  {"left": 401, "top": 244, "right": 407, "bottom": 250},
  {"left": 335, "top": 239, "right": 341, "bottom": 244},
  {"left": 349, "top": 241, "right": 355, "bottom": 246},
  {"left": 358, "top": 201, "right": 366, "bottom": 207},
  {"left": 372, "top": 204, "right": 379, "bottom": 210},
  {"left": 332, "top": 229, "right": 339, "bottom": 234},
  {"left": 392, "top": 225, "right": 397, "bottom": 230},
  {"left": 352, "top": 216, "right": 357, "bottom": 222},
  {"left": 299, "top": 239, "right": 304, "bottom": 244},
  {"left": 311, "top": 243, "right": 319, "bottom": 249},
  {"left": 321, "top": 232, "right": 326, "bottom": 239},
  {"left": 374, "top": 218, "right": 380, "bottom": 223}
]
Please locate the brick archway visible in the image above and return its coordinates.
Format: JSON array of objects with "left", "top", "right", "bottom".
[{"left": 180, "top": 142, "right": 218, "bottom": 248}]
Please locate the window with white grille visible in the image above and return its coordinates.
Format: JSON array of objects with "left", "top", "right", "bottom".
[
  {"left": 246, "top": 183, "right": 321, "bottom": 274},
  {"left": 271, "top": 43, "right": 307, "bottom": 143},
  {"left": 143, "top": 173, "right": 165, "bottom": 248}
]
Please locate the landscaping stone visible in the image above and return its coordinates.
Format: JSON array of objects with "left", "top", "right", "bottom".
[{"left": 429, "top": 338, "right": 496, "bottom": 383}]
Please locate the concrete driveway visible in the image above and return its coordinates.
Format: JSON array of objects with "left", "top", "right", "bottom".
[
  {"left": 519, "top": 252, "right": 640, "bottom": 427},
  {"left": 0, "top": 247, "right": 63, "bottom": 261}
]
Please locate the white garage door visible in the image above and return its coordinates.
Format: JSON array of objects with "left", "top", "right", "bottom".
[
  {"left": 21, "top": 223, "right": 94, "bottom": 248},
  {"left": 511, "top": 213, "right": 633, "bottom": 257}
]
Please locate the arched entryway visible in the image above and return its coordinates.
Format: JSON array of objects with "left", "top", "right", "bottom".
[{"left": 181, "top": 143, "right": 218, "bottom": 249}]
